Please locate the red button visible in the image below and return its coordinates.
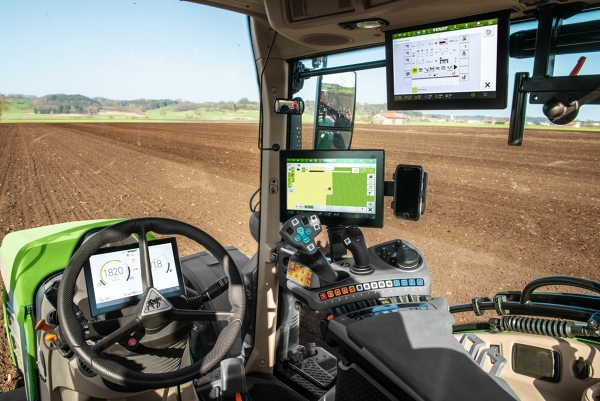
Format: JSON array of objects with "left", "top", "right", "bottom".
[
  {"left": 319, "top": 292, "right": 328, "bottom": 301},
  {"left": 127, "top": 337, "right": 138, "bottom": 348}
]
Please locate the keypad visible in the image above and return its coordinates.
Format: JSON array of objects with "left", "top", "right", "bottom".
[{"left": 317, "top": 277, "right": 426, "bottom": 303}]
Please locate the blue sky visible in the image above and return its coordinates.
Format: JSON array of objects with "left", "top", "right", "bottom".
[
  {"left": 1, "top": 1, "right": 598, "bottom": 119},
  {"left": 0, "top": 0, "right": 257, "bottom": 102}
]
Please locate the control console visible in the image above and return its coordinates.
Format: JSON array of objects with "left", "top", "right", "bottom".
[{"left": 278, "top": 213, "right": 431, "bottom": 311}]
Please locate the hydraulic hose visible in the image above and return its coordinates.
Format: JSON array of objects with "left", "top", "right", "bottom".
[{"left": 489, "top": 315, "right": 600, "bottom": 338}]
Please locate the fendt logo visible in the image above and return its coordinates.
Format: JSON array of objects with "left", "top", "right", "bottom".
[
  {"left": 433, "top": 27, "right": 448, "bottom": 32},
  {"left": 145, "top": 297, "right": 162, "bottom": 312}
]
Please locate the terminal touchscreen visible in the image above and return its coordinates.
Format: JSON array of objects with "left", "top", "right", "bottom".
[
  {"left": 386, "top": 10, "right": 509, "bottom": 110},
  {"left": 280, "top": 150, "right": 384, "bottom": 228},
  {"left": 84, "top": 237, "right": 184, "bottom": 316}
]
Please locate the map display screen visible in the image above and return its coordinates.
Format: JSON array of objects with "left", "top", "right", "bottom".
[
  {"left": 386, "top": 11, "right": 508, "bottom": 110},
  {"left": 280, "top": 150, "right": 384, "bottom": 228},
  {"left": 84, "top": 238, "right": 184, "bottom": 316}
]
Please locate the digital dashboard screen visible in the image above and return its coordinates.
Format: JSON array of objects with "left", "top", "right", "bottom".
[
  {"left": 84, "top": 238, "right": 184, "bottom": 316},
  {"left": 386, "top": 11, "right": 508, "bottom": 110},
  {"left": 280, "top": 150, "right": 384, "bottom": 228}
]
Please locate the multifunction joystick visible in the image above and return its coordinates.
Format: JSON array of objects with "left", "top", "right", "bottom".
[{"left": 280, "top": 213, "right": 349, "bottom": 288}]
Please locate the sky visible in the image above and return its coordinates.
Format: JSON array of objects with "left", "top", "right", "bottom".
[
  {"left": 1, "top": 1, "right": 598, "bottom": 119},
  {"left": 0, "top": 0, "right": 257, "bottom": 102}
]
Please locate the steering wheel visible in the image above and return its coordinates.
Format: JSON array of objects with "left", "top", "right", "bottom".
[{"left": 57, "top": 217, "right": 246, "bottom": 389}]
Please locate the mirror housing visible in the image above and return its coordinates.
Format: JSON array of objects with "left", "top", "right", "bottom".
[
  {"left": 274, "top": 98, "right": 304, "bottom": 115},
  {"left": 314, "top": 71, "right": 357, "bottom": 149}
]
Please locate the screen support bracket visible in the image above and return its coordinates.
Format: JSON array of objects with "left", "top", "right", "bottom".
[{"left": 509, "top": 2, "right": 600, "bottom": 145}]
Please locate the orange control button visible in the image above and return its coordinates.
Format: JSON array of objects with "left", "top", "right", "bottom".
[
  {"left": 349, "top": 285, "right": 356, "bottom": 293},
  {"left": 306, "top": 271, "right": 312, "bottom": 278},
  {"left": 305, "top": 279, "right": 311, "bottom": 287},
  {"left": 341, "top": 287, "right": 349, "bottom": 295},
  {"left": 45, "top": 334, "right": 57, "bottom": 343},
  {"left": 334, "top": 288, "right": 342, "bottom": 297},
  {"left": 327, "top": 290, "right": 335, "bottom": 299}
]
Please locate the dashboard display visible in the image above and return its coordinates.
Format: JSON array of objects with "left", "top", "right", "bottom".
[
  {"left": 280, "top": 150, "right": 384, "bottom": 228},
  {"left": 84, "top": 238, "right": 184, "bottom": 316},
  {"left": 386, "top": 10, "right": 509, "bottom": 110}
]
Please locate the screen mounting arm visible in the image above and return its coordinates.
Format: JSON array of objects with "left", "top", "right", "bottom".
[{"left": 508, "top": 2, "right": 600, "bottom": 145}]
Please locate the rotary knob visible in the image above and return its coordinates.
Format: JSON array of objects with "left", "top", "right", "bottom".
[{"left": 393, "top": 248, "right": 420, "bottom": 270}]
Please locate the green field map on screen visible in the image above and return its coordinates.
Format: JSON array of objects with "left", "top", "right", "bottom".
[{"left": 287, "top": 163, "right": 376, "bottom": 212}]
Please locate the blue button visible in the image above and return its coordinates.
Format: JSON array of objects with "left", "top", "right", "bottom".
[
  {"left": 356, "top": 284, "right": 363, "bottom": 291},
  {"left": 302, "top": 236, "right": 311, "bottom": 244},
  {"left": 393, "top": 280, "right": 401, "bottom": 287},
  {"left": 296, "top": 227, "right": 305, "bottom": 235},
  {"left": 294, "top": 234, "right": 302, "bottom": 242},
  {"left": 305, "top": 228, "right": 313, "bottom": 236},
  {"left": 401, "top": 280, "right": 408, "bottom": 286},
  {"left": 416, "top": 278, "right": 424, "bottom": 286},
  {"left": 408, "top": 279, "right": 416, "bottom": 286}
]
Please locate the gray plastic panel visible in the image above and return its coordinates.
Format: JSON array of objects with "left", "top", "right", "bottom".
[{"left": 284, "top": 239, "right": 431, "bottom": 311}]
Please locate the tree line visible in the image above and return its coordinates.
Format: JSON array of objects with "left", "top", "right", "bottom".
[{"left": 25, "top": 94, "right": 262, "bottom": 115}]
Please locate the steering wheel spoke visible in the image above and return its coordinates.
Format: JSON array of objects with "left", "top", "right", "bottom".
[
  {"left": 172, "top": 308, "right": 235, "bottom": 322},
  {"left": 91, "top": 317, "right": 142, "bottom": 353},
  {"left": 134, "top": 223, "right": 154, "bottom": 289}
]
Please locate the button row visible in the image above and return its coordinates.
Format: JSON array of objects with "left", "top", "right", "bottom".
[{"left": 318, "top": 278, "right": 425, "bottom": 301}]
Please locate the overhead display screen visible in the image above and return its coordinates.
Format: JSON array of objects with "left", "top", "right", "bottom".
[
  {"left": 84, "top": 238, "right": 184, "bottom": 316},
  {"left": 386, "top": 11, "right": 509, "bottom": 110},
  {"left": 280, "top": 150, "right": 384, "bottom": 228}
]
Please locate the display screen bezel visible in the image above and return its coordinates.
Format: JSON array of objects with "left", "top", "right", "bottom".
[
  {"left": 385, "top": 10, "right": 510, "bottom": 110},
  {"left": 84, "top": 237, "right": 185, "bottom": 316},
  {"left": 279, "top": 149, "right": 385, "bottom": 228}
]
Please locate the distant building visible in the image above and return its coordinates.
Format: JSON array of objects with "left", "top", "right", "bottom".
[
  {"left": 564, "top": 121, "right": 582, "bottom": 128},
  {"left": 372, "top": 112, "right": 408, "bottom": 125}
]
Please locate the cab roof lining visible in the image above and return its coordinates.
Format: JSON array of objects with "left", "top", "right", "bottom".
[{"left": 185, "top": 0, "right": 600, "bottom": 60}]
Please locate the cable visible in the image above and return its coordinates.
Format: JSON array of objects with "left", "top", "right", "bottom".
[
  {"left": 257, "top": 31, "right": 279, "bottom": 151},
  {"left": 248, "top": 188, "right": 260, "bottom": 212}
]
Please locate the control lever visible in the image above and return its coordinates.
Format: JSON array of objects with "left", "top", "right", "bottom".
[
  {"left": 187, "top": 276, "right": 229, "bottom": 309},
  {"left": 342, "top": 226, "right": 374, "bottom": 275}
]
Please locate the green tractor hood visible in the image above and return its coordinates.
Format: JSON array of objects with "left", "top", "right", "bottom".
[{"left": 0, "top": 219, "right": 124, "bottom": 323}]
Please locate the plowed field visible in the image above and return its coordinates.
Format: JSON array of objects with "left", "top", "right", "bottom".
[{"left": 1, "top": 123, "right": 599, "bottom": 391}]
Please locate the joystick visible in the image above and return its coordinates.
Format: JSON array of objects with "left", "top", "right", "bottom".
[
  {"left": 280, "top": 213, "right": 349, "bottom": 288},
  {"left": 342, "top": 226, "right": 374, "bottom": 275}
]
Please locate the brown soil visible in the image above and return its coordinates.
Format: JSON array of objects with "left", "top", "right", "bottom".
[{"left": 0, "top": 123, "right": 599, "bottom": 392}]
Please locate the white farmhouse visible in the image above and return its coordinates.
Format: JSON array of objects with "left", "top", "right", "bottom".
[{"left": 372, "top": 112, "right": 408, "bottom": 125}]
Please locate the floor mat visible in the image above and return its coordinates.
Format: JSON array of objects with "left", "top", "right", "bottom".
[{"left": 246, "top": 372, "right": 309, "bottom": 401}]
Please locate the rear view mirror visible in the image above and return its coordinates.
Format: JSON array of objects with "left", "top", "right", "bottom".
[
  {"left": 392, "top": 165, "right": 428, "bottom": 221},
  {"left": 274, "top": 98, "right": 304, "bottom": 115},
  {"left": 314, "top": 71, "right": 356, "bottom": 149}
]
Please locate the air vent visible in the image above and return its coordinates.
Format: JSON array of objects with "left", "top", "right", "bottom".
[
  {"left": 78, "top": 358, "right": 96, "bottom": 378},
  {"left": 289, "top": 0, "right": 355, "bottom": 22},
  {"left": 46, "top": 309, "right": 59, "bottom": 326}
]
